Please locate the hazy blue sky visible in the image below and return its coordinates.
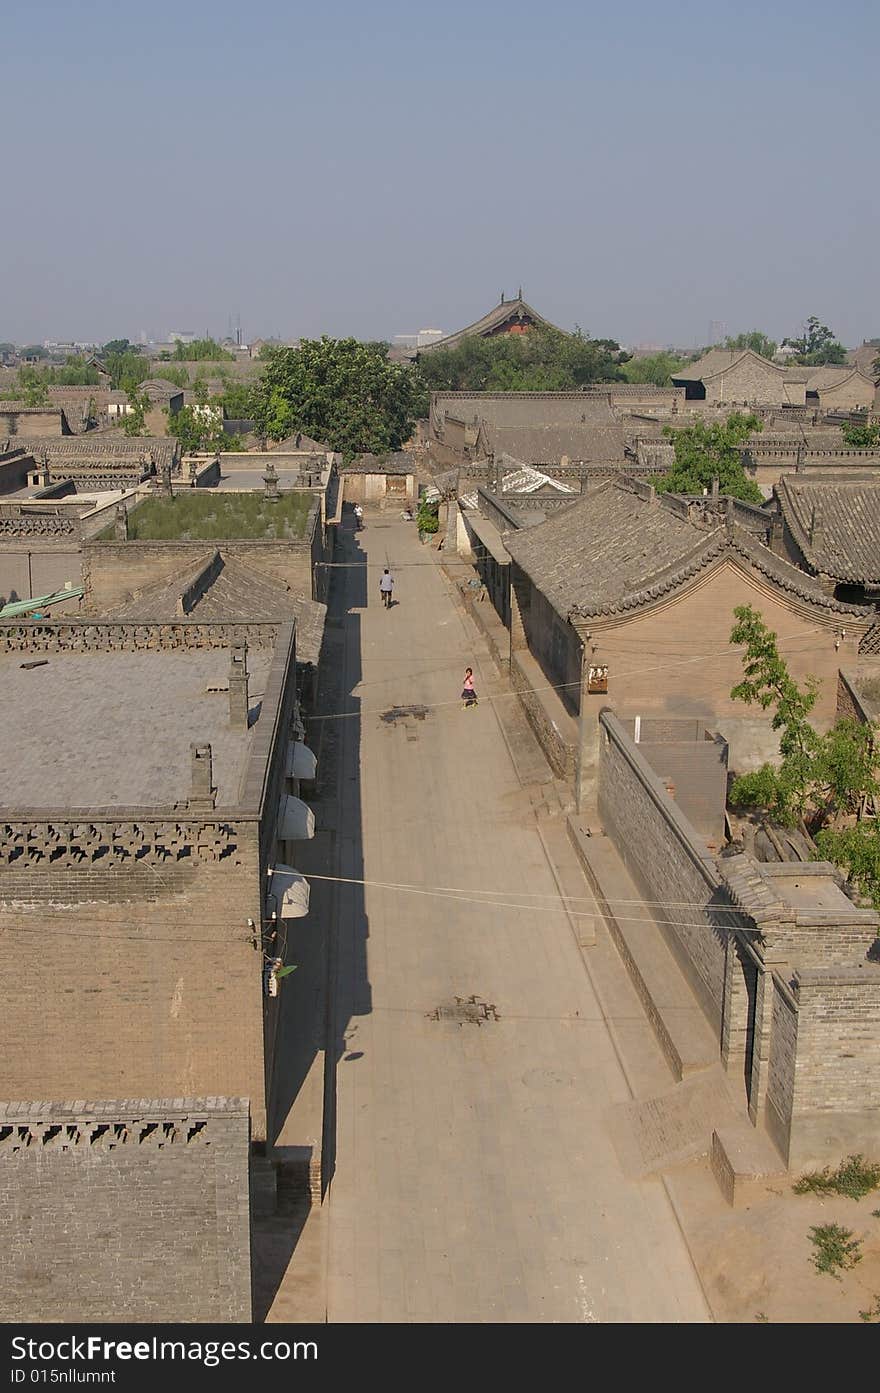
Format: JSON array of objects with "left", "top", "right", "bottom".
[{"left": 5, "top": 0, "right": 878, "bottom": 348}]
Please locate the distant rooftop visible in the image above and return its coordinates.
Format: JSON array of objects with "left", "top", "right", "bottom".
[{"left": 0, "top": 648, "right": 272, "bottom": 808}]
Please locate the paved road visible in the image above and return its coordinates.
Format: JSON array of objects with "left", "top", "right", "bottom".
[{"left": 323, "top": 512, "right": 709, "bottom": 1323}]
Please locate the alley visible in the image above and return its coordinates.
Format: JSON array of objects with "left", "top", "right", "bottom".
[{"left": 321, "top": 511, "right": 710, "bottom": 1323}]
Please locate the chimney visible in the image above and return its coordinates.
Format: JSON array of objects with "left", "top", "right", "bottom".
[
  {"left": 229, "top": 642, "right": 249, "bottom": 730},
  {"left": 188, "top": 742, "right": 216, "bottom": 809},
  {"left": 262, "top": 460, "right": 280, "bottom": 502},
  {"left": 114, "top": 503, "right": 128, "bottom": 540}
]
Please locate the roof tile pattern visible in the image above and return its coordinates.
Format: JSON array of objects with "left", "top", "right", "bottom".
[
  {"left": 776, "top": 477, "right": 880, "bottom": 584},
  {"left": 504, "top": 477, "right": 871, "bottom": 621}
]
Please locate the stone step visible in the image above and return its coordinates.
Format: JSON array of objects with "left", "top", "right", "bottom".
[{"left": 567, "top": 818, "right": 719, "bottom": 1082}]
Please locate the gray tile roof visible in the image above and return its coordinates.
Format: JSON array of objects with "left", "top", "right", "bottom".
[
  {"left": 504, "top": 476, "right": 871, "bottom": 621},
  {"left": 476, "top": 418, "right": 625, "bottom": 465},
  {"left": 103, "top": 552, "right": 327, "bottom": 664},
  {"left": 776, "top": 476, "right": 880, "bottom": 584},
  {"left": 671, "top": 348, "right": 784, "bottom": 383}
]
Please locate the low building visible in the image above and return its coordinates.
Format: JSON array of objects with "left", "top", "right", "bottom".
[
  {"left": 672, "top": 348, "right": 804, "bottom": 406},
  {"left": 0, "top": 405, "right": 67, "bottom": 439},
  {"left": 501, "top": 475, "right": 871, "bottom": 786},
  {"left": 771, "top": 475, "right": 880, "bottom": 605},
  {"left": 0, "top": 619, "right": 314, "bottom": 1151},
  {"left": 339, "top": 452, "right": 417, "bottom": 507}
]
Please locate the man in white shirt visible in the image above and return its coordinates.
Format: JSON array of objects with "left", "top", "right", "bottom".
[{"left": 379, "top": 568, "right": 394, "bottom": 608}]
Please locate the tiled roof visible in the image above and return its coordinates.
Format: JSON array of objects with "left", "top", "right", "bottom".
[
  {"left": 102, "top": 552, "right": 327, "bottom": 664},
  {"left": 776, "top": 476, "right": 880, "bottom": 584},
  {"left": 477, "top": 418, "right": 625, "bottom": 465},
  {"left": 417, "top": 296, "right": 566, "bottom": 354},
  {"left": 671, "top": 348, "right": 783, "bottom": 383},
  {"left": 504, "top": 476, "right": 871, "bottom": 621}
]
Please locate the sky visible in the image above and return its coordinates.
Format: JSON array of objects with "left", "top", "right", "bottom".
[{"left": 4, "top": 0, "right": 879, "bottom": 349}]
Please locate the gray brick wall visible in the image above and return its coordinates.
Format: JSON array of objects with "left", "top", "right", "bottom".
[
  {"left": 0, "top": 1098, "right": 251, "bottom": 1322},
  {"left": 598, "top": 710, "right": 742, "bottom": 1029}
]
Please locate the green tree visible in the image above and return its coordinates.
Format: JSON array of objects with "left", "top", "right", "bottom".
[
  {"left": 121, "top": 388, "right": 149, "bottom": 436},
  {"left": 101, "top": 339, "right": 135, "bottom": 358},
  {"left": 21, "top": 345, "right": 49, "bottom": 361},
  {"left": 172, "top": 337, "right": 234, "bottom": 362},
  {"left": 727, "top": 607, "right": 880, "bottom": 904},
  {"left": 724, "top": 331, "right": 778, "bottom": 360},
  {"left": 251, "top": 337, "right": 423, "bottom": 459},
  {"left": 154, "top": 364, "right": 189, "bottom": 389},
  {"left": 166, "top": 403, "right": 233, "bottom": 454},
  {"left": 104, "top": 350, "right": 150, "bottom": 392},
  {"left": 657, "top": 412, "right": 763, "bottom": 502},
  {"left": 620, "top": 351, "right": 689, "bottom": 387},
  {"left": 783, "top": 316, "right": 847, "bottom": 366},
  {"left": 219, "top": 383, "right": 255, "bottom": 418},
  {"left": 840, "top": 421, "right": 880, "bottom": 448},
  {"left": 416, "top": 325, "right": 629, "bottom": 393},
  {"left": 20, "top": 373, "right": 49, "bottom": 407}
]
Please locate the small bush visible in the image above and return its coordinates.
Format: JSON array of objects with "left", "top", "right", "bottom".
[
  {"left": 793, "top": 1154, "right": 880, "bottom": 1200},
  {"left": 808, "top": 1224, "right": 862, "bottom": 1278}
]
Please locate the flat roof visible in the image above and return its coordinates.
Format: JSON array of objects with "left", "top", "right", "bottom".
[{"left": 0, "top": 649, "right": 272, "bottom": 809}]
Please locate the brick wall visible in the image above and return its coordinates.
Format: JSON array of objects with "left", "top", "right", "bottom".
[
  {"left": 0, "top": 1098, "right": 251, "bottom": 1322},
  {"left": 0, "top": 826, "right": 270, "bottom": 1138},
  {"left": 0, "top": 540, "right": 83, "bottom": 607},
  {"left": 510, "top": 651, "right": 576, "bottom": 779},
  {"left": 83, "top": 537, "right": 317, "bottom": 612},
  {"left": 0, "top": 624, "right": 299, "bottom": 1143},
  {"left": 0, "top": 407, "right": 65, "bottom": 438},
  {"left": 622, "top": 720, "right": 728, "bottom": 844},
  {"left": 765, "top": 975, "right": 798, "bottom": 1158},
  {"left": 783, "top": 967, "right": 880, "bottom": 1167},
  {"left": 598, "top": 709, "right": 743, "bottom": 1028},
  {"left": 702, "top": 360, "right": 789, "bottom": 406},
  {"left": 0, "top": 620, "right": 280, "bottom": 652},
  {"left": 588, "top": 560, "right": 864, "bottom": 752}
]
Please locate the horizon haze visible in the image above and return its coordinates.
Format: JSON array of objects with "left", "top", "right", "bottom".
[{"left": 5, "top": 0, "right": 878, "bottom": 350}]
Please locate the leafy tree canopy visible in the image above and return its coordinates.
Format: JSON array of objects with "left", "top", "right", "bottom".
[
  {"left": 166, "top": 403, "right": 234, "bottom": 454},
  {"left": 104, "top": 351, "right": 151, "bottom": 393},
  {"left": 727, "top": 605, "right": 880, "bottom": 905},
  {"left": 101, "top": 339, "right": 138, "bottom": 358},
  {"left": 840, "top": 421, "right": 880, "bottom": 448},
  {"left": 251, "top": 337, "right": 423, "bottom": 460},
  {"left": 17, "top": 358, "right": 101, "bottom": 388},
  {"left": 724, "top": 330, "right": 778, "bottom": 360},
  {"left": 121, "top": 388, "right": 149, "bottom": 437},
  {"left": 620, "top": 350, "right": 690, "bottom": 387},
  {"left": 658, "top": 411, "right": 763, "bottom": 502},
  {"left": 21, "top": 345, "right": 49, "bottom": 360},
  {"left": 172, "top": 337, "right": 234, "bottom": 362},
  {"left": 416, "top": 325, "right": 630, "bottom": 393},
  {"left": 219, "top": 383, "right": 255, "bottom": 419},
  {"left": 783, "top": 316, "right": 847, "bottom": 366}
]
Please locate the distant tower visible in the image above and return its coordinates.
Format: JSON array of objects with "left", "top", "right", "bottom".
[{"left": 708, "top": 319, "right": 726, "bottom": 346}]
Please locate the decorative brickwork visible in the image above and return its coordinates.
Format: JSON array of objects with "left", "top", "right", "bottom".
[{"left": 0, "top": 1098, "right": 251, "bottom": 1322}]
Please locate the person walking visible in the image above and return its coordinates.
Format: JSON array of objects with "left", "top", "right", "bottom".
[
  {"left": 461, "top": 667, "right": 478, "bottom": 710},
  {"left": 379, "top": 567, "right": 394, "bottom": 608},
  {"left": 354, "top": 503, "right": 364, "bottom": 530}
]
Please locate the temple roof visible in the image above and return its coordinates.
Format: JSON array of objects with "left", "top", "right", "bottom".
[{"left": 416, "top": 294, "right": 567, "bottom": 354}]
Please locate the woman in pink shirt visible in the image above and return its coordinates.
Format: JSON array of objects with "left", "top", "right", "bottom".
[{"left": 461, "top": 667, "right": 478, "bottom": 710}]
